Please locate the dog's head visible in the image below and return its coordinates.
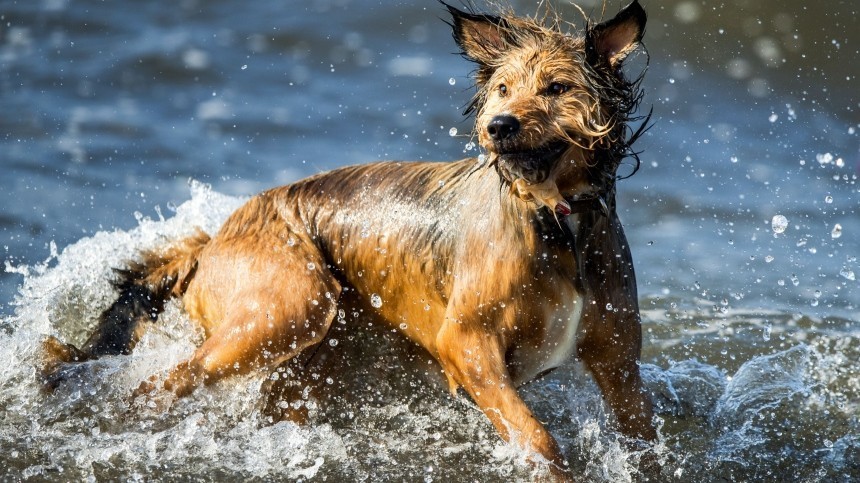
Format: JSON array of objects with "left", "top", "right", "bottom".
[{"left": 446, "top": 1, "right": 647, "bottom": 205}]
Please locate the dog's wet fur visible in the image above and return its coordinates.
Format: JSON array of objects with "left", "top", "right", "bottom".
[{"left": 41, "top": 2, "right": 654, "bottom": 479}]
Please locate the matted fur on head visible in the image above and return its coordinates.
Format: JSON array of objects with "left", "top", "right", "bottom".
[{"left": 444, "top": 1, "right": 650, "bottom": 192}]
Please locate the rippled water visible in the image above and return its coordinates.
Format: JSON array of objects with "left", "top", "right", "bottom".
[{"left": 1, "top": 0, "right": 858, "bottom": 481}]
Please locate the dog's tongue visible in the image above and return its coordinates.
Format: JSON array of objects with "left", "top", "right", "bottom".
[{"left": 512, "top": 178, "right": 569, "bottom": 216}]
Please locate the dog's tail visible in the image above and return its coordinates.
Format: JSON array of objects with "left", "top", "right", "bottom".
[{"left": 40, "top": 230, "right": 211, "bottom": 387}]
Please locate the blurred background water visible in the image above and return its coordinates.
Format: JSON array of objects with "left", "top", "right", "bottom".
[{"left": 1, "top": 0, "right": 858, "bottom": 481}]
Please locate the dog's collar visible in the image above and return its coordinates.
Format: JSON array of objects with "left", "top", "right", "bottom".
[
  {"left": 565, "top": 182, "right": 616, "bottom": 217},
  {"left": 563, "top": 184, "right": 614, "bottom": 217},
  {"left": 563, "top": 195, "right": 608, "bottom": 217}
]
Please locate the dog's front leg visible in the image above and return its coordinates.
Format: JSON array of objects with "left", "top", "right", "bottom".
[
  {"left": 576, "top": 212, "right": 657, "bottom": 443},
  {"left": 435, "top": 318, "right": 571, "bottom": 481}
]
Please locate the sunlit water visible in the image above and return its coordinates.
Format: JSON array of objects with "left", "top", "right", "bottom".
[{"left": 1, "top": 0, "right": 858, "bottom": 481}]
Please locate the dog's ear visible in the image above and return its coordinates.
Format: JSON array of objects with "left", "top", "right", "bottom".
[
  {"left": 586, "top": 0, "right": 646, "bottom": 68},
  {"left": 444, "top": 2, "right": 511, "bottom": 67}
]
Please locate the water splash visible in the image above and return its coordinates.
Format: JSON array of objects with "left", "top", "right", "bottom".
[
  {"left": 642, "top": 360, "right": 726, "bottom": 417},
  {"left": 831, "top": 223, "right": 842, "bottom": 239},
  {"left": 771, "top": 215, "right": 788, "bottom": 234}
]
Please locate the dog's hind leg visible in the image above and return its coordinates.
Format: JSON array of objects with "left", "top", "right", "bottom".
[
  {"left": 136, "top": 239, "right": 342, "bottom": 400},
  {"left": 260, "top": 338, "right": 337, "bottom": 425}
]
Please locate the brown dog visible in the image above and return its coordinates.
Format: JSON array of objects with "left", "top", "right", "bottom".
[{"left": 42, "top": 1, "right": 655, "bottom": 479}]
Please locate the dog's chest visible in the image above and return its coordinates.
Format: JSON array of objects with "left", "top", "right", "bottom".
[{"left": 510, "top": 290, "right": 584, "bottom": 385}]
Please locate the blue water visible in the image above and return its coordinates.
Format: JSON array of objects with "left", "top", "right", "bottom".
[{"left": 1, "top": 0, "right": 858, "bottom": 481}]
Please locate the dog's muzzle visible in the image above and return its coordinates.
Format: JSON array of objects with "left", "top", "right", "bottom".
[
  {"left": 494, "top": 141, "right": 569, "bottom": 184},
  {"left": 485, "top": 115, "right": 571, "bottom": 184}
]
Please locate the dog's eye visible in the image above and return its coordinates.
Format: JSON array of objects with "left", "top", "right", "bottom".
[
  {"left": 498, "top": 84, "right": 508, "bottom": 96},
  {"left": 547, "top": 82, "right": 569, "bottom": 95}
]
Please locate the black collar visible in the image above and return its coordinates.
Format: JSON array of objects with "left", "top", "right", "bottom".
[
  {"left": 563, "top": 195, "right": 608, "bottom": 216},
  {"left": 564, "top": 185, "right": 613, "bottom": 217}
]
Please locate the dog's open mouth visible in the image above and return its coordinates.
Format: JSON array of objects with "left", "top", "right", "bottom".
[{"left": 493, "top": 141, "right": 569, "bottom": 184}]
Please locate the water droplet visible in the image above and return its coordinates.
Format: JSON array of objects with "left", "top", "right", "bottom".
[
  {"left": 763, "top": 323, "right": 772, "bottom": 341},
  {"left": 813, "top": 289, "right": 822, "bottom": 299},
  {"left": 768, "top": 113, "right": 778, "bottom": 123},
  {"left": 325, "top": 377, "right": 334, "bottom": 385},
  {"left": 307, "top": 262, "right": 316, "bottom": 270},
  {"left": 765, "top": 255, "right": 774, "bottom": 263},
  {"left": 464, "top": 141, "right": 475, "bottom": 151},
  {"left": 448, "top": 77, "right": 456, "bottom": 85},
  {"left": 730, "top": 156, "right": 739, "bottom": 163},
  {"left": 840, "top": 268, "right": 855, "bottom": 281},
  {"left": 448, "top": 127, "right": 458, "bottom": 137},
  {"left": 605, "top": 303, "right": 614, "bottom": 311},
  {"left": 399, "top": 323, "right": 408, "bottom": 330},
  {"left": 370, "top": 293, "right": 383, "bottom": 308},
  {"left": 424, "top": 304, "right": 431, "bottom": 311},
  {"left": 825, "top": 195, "right": 834, "bottom": 204},
  {"left": 241, "top": 64, "right": 248, "bottom": 70},
  {"left": 790, "top": 274, "right": 800, "bottom": 286},
  {"left": 328, "top": 338, "right": 339, "bottom": 347},
  {"left": 771, "top": 214, "right": 788, "bottom": 234},
  {"left": 777, "top": 279, "right": 785, "bottom": 286},
  {"left": 831, "top": 223, "right": 842, "bottom": 239}
]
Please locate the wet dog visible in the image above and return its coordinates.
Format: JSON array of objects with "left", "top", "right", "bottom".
[{"left": 42, "top": 1, "right": 655, "bottom": 479}]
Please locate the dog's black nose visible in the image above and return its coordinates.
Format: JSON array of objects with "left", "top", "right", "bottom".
[{"left": 487, "top": 115, "right": 520, "bottom": 141}]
